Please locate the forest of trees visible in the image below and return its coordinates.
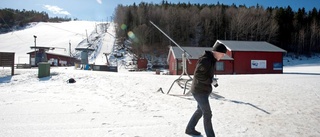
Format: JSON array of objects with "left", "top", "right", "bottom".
[
  {"left": 0, "top": 8, "right": 72, "bottom": 33},
  {"left": 114, "top": 1, "right": 320, "bottom": 56}
]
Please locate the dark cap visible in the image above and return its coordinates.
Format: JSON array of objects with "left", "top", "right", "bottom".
[{"left": 212, "top": 43, "right": 227, "bottom": 53}]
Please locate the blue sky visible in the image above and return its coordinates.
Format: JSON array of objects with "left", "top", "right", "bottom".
[{"left": 1, "top": 0, "right": 320, "bottom": 21}]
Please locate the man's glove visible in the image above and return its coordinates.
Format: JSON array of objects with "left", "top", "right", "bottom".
[{"left": 212, "top": 78, "right": 219, "bottom": 88}]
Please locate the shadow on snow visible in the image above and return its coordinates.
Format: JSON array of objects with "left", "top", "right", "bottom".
[{"left": 210, "top": 93, "right": 271, "bottom": 114}]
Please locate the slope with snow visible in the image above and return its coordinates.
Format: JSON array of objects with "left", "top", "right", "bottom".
[
  {"left": 88, "top": 23, "right": 116, "bottom": 65},
  {"left": 0, "top": 21, "right": 98, "bottom": 64}
]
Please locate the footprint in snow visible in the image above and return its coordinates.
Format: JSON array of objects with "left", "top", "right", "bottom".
[{"left": 77, "top": 108, "right": 85, "bottom": 113}]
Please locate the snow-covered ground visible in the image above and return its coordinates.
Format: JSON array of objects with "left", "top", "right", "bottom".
[{"left": 1, "top": 21, "right": 320, "bottom": 137}]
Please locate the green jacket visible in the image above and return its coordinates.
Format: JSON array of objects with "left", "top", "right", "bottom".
[{"left": 190, "top": 51, "right": 217, "bottom": 94}]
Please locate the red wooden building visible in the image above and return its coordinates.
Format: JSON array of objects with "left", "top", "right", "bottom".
[
  {"left": 167, "top": 46, "right": 233, "bottom": 75},
  {"left": 167, "top": 40, "right": 286, "bottom": 75},
  {"left": 27, "top": 51, "right": 80, "bottom": 67}
]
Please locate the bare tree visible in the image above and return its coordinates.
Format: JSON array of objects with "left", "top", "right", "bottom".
[
  {"left": 189, "top": 6, "right": 201, "bottom": 46},
  {"left": 298, "top": 28, "right": 305, "bottom": 55},
  {"left": 225, "top": 6, "right": 237, "bottom": 40},
  {"left": 199, "top": 7, "right": 213, "bottom": 46},
  {"left": 310, "top": 19, "right": 319, "bottom": 54},
  {"left": 211, "top": 6, "right": 224, "bottom": 40}
]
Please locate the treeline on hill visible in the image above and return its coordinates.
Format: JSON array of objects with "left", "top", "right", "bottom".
[
  {"left": 114, "top": 1, "right": 320, "bottom": 56},
  {"left": 0, "top": 8, "right": 72, "bottom": 33}
]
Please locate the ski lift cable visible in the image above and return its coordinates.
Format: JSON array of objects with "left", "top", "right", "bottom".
[
  {"left": 43, "top": 23, "right": 86, "bottom": 37},
  {"left": 0, "top": 16, "right": 27, "bottom": 43}
]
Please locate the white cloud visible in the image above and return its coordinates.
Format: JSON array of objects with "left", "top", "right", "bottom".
[
  {"left": 43, "top": 5, "right": 71, "bottom": 15},
  {"left": 96, "top": 0, "right": 102, "bottom": 4}
]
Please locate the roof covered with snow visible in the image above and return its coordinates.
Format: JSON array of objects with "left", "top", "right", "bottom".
[{"left": 216, "top": 40, "right": 287, "bottom": 52}]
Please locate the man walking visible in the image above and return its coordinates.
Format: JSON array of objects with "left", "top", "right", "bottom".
[{"left": 186, "top": 43, "right": 227, "bottom": 137}]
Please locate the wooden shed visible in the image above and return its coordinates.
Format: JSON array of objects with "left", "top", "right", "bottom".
[{"left": 167, "top": 40, "right": 286, "bottom": 75}]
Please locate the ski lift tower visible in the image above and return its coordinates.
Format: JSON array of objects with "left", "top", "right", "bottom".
[
  {"left": 150, "top": 21, "right": 193, "bottom": 95},
  {"left": 30, "top": 46, "right": 50, "bottom": 65},
  {"left": 30, "top": 35, "right": 50, "bottom": 66},
  {"left": 75, "top": 47, "right": 95, "bottom": 65}
]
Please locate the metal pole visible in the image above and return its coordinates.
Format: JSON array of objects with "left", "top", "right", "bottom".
[
  {"left": 86, "top": 29, "right": 89, "bottom": 43},
  {"left": 149, "top": 21, "right": 192, "bottom": 58},
  {"left": 69, "top": 40, "right": 71, "bottom": 57},
  {"left": 33, "top": 35, "right": 37, "bottom": 47},
  {"left": 33, "top": 35, "right": 37, "bottom": 65},
  {"left": 150, "top": 21, "right": 193, "bottom": 94}
]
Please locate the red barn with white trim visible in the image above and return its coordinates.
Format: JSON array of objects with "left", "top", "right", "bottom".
[
  {"left": 167, "top": 46, "right": 233, "bottom": 75},
  {"left": 167, "top": 40, "right": 286, "bottom": 75}
]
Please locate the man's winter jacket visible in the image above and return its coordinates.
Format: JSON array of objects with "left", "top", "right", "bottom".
[{"left": 190, "top": 51, "right": 217, "bottom": 94}]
